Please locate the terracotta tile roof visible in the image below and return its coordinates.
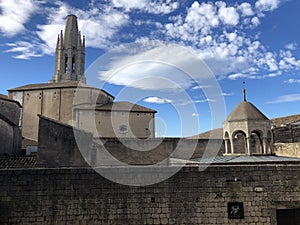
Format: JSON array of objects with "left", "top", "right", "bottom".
[{"left": 0, "top": 156, "right": 37, "bottom": 169}]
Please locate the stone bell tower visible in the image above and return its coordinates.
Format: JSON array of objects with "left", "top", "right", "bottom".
[{"left": 49, "top": 15, "right": 86, "bottom": 83}]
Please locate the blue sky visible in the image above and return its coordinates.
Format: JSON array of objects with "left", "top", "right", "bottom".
[{"left": 0, "top": 0, "right": 300, "bottom": 137}]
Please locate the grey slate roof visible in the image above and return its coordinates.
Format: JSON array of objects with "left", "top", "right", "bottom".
[
  {"left": 0, "top": 154, "right": 299, "bottom": 169},
  {"left": 271, "top": 114, "right": 300, "bottom": 126},
  {"left": 226, "top": 101, "right": 269, "bottom": 122},
  {"left": 77, "top": 101, "right": 157, "bottom": 113},
  {"left": 95, "top": 101, "right": 157, "bottom": 113},
  {"left": 193, "top": 155, "right": 300, "bottom": 165}
]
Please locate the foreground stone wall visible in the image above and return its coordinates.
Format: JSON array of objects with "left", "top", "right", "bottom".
[{"left": 0, "top": 164, "right": 299, "bottom": 225}]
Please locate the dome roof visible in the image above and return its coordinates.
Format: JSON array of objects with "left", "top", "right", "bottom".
[{"left": 226, "top": 101, "right": 269, "bottom": 122}]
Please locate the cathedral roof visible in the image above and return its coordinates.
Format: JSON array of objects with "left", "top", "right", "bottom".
[
  {"left": 8, "top": 82, "right": 114, "bottom": 99},
  {"left": 96, "top": 101, "right": 157, "bottom": 113},
  {"left": 77, "top": 101, "right": 157, "bottom": 113},
  {"left": 225, "top": 101, "right": 269, "bottom": 122}
]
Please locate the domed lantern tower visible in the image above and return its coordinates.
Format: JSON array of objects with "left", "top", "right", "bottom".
[{"left": 223, "top": 89, "right": 273, "bottom": 155}]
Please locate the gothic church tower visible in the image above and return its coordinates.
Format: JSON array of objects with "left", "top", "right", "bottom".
[{"left": 49, "top": 15, "right": 86, "bottom": 83}]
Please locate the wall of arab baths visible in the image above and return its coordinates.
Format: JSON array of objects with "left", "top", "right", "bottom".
[{"left": 0, "top": 165, "right": 299, "bottom": 225}]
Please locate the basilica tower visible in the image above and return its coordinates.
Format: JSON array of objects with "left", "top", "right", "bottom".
[{"left": 49, "top": 15, "right": 86, "bottom": 83}]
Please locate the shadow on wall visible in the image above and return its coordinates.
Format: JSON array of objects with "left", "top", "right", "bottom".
[{"left": 0, "top": 97, "right": 22, "bottom": 155}]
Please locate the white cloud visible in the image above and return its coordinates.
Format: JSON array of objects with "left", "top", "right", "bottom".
[
  {"left": 80, "top": 10, "right": 129, "bottom": 48},
  {"left": 285, "top": 42, "right": 298, "bottom": 51},
  {"left": 228, "top": 73, "right": 248, "bottom": 80},
  {"left": 192, "top": 113, "right": 199, "bottom": 117},
  {"left": 279, "top": 50, "right": 300, "bottom": 70},
  {"left": 111, "top": 0, "right": 179, "bottom": 14},
  {"left": 285, "top": 79, "right": 300, "bottom": 84},
  {"left": 194, "top": 98, "right": 215, "bottom": 103},
  {"left": 143, "top": 96, "right": 173, "bottom": 104},
  {"left": 262, "top": 71, "right": 282, "bottom": 78},
  {"left": 255, "top": 0, "right": 280, "bottom": 11},
  {"left": 222, "top": 92, "right": 234, "bottom": 96},
  {"left": 238, "top": 3, "right": 254, "bottom": 17},
  {"left": 163, "top": 1, "right": 292, "bottom": 80},
  {"left": 265, "top": 52, "right": 278, "bottom": 71},
  {"left": 112, "top": 0, "right": 147, "bottom": 11},
  {"left": 146, "top": 1, "right": 179, "bottom": 14},
  {"left": 191, "top": 85, "right": 212, "bottom": 90},
  {"left": 251, "top": 17, "right": 260, "bottom": 27},
  {"left": 218, "top": 4, "right": 240, "bottom": 26},
  {"left": 4, "top": 41, "right": 50, "bottom": 59},
  {"left": 268, "top": 94, "right": 300, "bottom": 104},
  {"left": 2, "top": 0, "right": 299, "bottom": 84},
  {"left": 186, "top": 2, "right": 219, "bottom": 29},
  {"left": 0, "top": 0, "right": 40, "bottom": 36},
  {"left": 98, "top": 41, "right": 213, "bottom": 91},
  {"left": 6, "top": 1, "right": 130, "bottom": 57}
]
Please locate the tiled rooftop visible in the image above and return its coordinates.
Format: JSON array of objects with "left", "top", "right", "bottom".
[{"left": 0, "top": 156, "right": 37, "bottom": 169}]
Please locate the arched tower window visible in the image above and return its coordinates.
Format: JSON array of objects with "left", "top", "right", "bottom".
[
  {"left": 72, "top": 56, "right": 75, "bottom": 72},
  {"left": 65, "top": 54, "right": 68, "bottom": 73}
]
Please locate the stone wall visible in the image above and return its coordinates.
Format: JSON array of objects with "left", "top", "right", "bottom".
[
  {"left": 37, "top": 116, "right": 225, "bottom": 167},
  {"left": 9, "top": 85, "right": 113, "bottom": 141},
  {"left": 0, "top": 164, "right": 299, "bottom": 225},
  {"left": 0, "top": 97, "right": 22, "bottom": 155},
  {"left": 76, "top": 109, "right": 155, "bottom": 139},
  {"left": 273, "top": 124, "right": 300, "bottom": 143},
  {"left": 37, "top": 115, "right": 92, "bottom": 167},
  {"left": 274, "top": 142, "right": 300, "bottom": 158}
]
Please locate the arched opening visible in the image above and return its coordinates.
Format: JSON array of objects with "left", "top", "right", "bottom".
[
  {"left": 72, "top": 56, "right": 75, "bottom": 72},
  {"left": 224, "top": 132, "right": 230, "bottom": 139},
  {"left": 249, "top": 130, "right": 263, "bottom": 154},
  {"left": 224, "top": 131, "right": 231, "bottom": 154},
  {"left": 232, "top": 130, "right": 247, "bottom": 154},
  {"left": 65, "top": 55, "right": 68, "bottom": 73}
]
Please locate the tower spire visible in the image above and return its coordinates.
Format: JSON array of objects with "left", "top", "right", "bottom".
[
  {"left": 49, "top": 15, "right": 86, "bottom": 84},
  {"left": 243, "top": 80, "right": 246, "bottom": 102}
]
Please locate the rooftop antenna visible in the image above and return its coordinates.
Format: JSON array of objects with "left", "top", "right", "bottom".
[{"left": 242, "top": 79, "right": 247, "bottom": 102}]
